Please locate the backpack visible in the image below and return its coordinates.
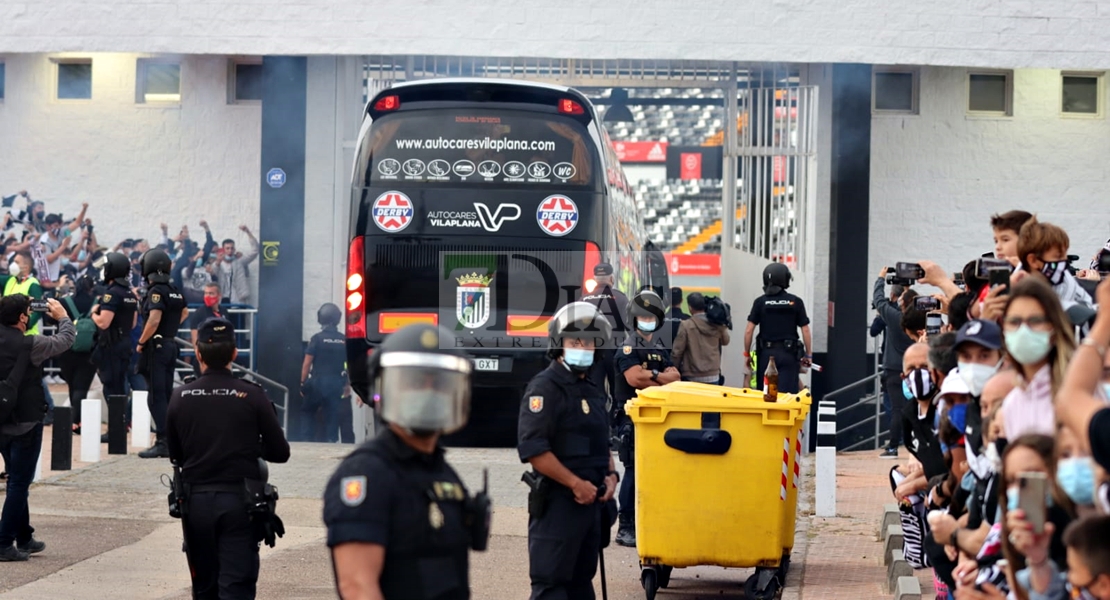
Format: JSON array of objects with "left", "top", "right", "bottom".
[
  {"left": 64, "top": 296, "right": 97, "bottom": 353},
  {"left": 704, "top": 295, "right": 733, "bottom": 330}
]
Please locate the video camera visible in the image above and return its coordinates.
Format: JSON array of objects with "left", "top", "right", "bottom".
[{"left": 885, "top": 262, "right": 922, "bottom": 287}]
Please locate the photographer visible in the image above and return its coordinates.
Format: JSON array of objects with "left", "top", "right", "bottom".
[
  {"left": 0, "top": 295, "right": 75, "bottom": 561},
  {"left": 874, "top": 267, "right": 917, "bottom": 458}
]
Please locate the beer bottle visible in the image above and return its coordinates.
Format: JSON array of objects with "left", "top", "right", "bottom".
[{"left": 764, "top": 356, "right": 779, "bottom": 403}]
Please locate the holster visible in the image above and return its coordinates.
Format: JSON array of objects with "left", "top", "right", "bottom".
[
  {"left": 521, "top": 471, "right": 550, "bottom": 519},
  {"left": 137, "top": 342, "right": 155, "bottom": 377},
  {"left": 616, "top": 420, "right": 635, "bottom": 466},
  {"left": 244, "top": 478, "right": 284, "bottom": 548},
  {"left": 168, "top": 466, "right": 188, "bottom": 519}
]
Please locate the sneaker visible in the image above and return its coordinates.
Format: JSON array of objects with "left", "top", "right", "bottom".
[
  {"left": 615, "top": 526, "right": 636, "bottom": 547},
  {"left": 880, "top": 447, "right": 899, "bottom": 459},
  {"left": 17, "top": 538, "right": 45, "bottom": 554},
  {"left": 0, "top": 544, "right": 29, "bottom": 562}
]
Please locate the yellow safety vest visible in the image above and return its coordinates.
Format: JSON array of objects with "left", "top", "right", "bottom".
[{"left": 3, "top": 276, "right": 42, "bottom": 336}]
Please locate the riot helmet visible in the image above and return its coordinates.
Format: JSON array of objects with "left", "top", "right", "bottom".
[
  {"left": 103, "top": 252, "right": 131, "bottom": 283},
  {"left": 763, "top": 262, "right": 792, "bottom": 295},
  {"left": 546, "top": 302, "right": 613, "bottom": 373},
  {"left": 368, "top": 324, "right": 472, "bottom": 436},
  {"left": 141, "top": 249, "right": 173, "bottom": 284},
  {"left": 317, "top": 303, "right": 342, "bottom": 328},
  {"left": 627, "top": 289, "right": 666, "bottom": 334}
]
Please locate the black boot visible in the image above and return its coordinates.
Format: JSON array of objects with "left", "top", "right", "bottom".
[
  {"left": 138, "top": 436, "right": 169, "bottom": 459},
  {"left": 615, "top": 514, "right": 636, "bottom": 547}
]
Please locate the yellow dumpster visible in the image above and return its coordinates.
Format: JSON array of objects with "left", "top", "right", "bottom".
[{"left": 626, "top": 383, "right": 811, "bottom": 600}]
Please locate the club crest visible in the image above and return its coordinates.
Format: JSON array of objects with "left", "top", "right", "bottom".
[
  {"left": 340, "top": 476, "right": 366, "bottom": 507},
  {"left": 456, "top": 272, "right": 493, "bottom": 329},
  {"left": 529, "top": 396, "right": 543, "bottom": 413},
  {"left": 151, "top": 293, "right": 161, "bottom": 304}
]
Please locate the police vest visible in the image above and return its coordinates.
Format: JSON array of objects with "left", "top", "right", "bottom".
[{"left": 4, "top": 277, "right": 41, "bottom": 336}]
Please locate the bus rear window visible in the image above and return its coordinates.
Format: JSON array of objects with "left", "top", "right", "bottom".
[{"left": 366, "top": 109, "right": 593, "bottom": 186}]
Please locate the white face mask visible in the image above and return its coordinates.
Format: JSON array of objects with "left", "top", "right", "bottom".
[
  {"left": 7, "top": 262, "right": 20, "bottom": 277},
  {"left": 957, "top": 360, "right": 1001, "bottom": 397}
]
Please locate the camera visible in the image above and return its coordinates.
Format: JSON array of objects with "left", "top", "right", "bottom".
[
  {"left": 896, "top": 262, "right": 926, "bottom": 280},
  {"left": 30, "top": 299, "right": 49, "bottom": 313},
  {"left": 885, "top": 267, "right": 914, "bottom": 287}
]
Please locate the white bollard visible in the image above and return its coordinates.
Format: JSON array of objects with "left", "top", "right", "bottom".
[
  {"left": 131, "top": 391, "right": 152, "bottom": 449},
  {"left": 815, "top": 402, "right": 837, "bottom": 517},
  {"left": 33, "top": 452, "right": 42, "bottom": 482},
  {"left": 80, "top": 398, "right": 102, "bottom": 463}
]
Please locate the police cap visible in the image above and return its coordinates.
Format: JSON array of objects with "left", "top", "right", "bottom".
[
  {"left": 593, "top": 262, "right": 614, "bottom": 277},
  {"left": 196, "top": 318, "right": 236, "bottom": 345}
]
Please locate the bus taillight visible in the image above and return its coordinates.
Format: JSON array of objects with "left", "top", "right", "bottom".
[
  {"left": 558, "top": 98, "right": 585, "bottom": 115},
  {"left": 582, "top": 241, "right": 601, "bottom": 295},
  {"left": 346, "top": 237, "right": 367, "bottom": 339},
  {"left": 374, "top": 95, "right": 400, "bottom": 112}
]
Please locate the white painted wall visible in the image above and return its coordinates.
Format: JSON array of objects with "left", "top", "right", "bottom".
[
  {"left": 0, "top": 52, "right": 261, "bottom": 298},
  {"left": 869, "top": 67, "right": 1110, "bottom": 303},
  {"left": 6, "top": 1, "right": 1110, "bottom": 70}
]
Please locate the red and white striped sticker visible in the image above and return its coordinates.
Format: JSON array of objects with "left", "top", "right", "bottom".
[
  {"left": 780, "top": 437, "right": 790, "bottom": 501},
  {"left": 793, "top": 434, "right": 802, "bottom": 490}
]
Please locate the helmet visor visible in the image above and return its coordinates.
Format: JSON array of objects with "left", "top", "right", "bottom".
[{"left": 379, "top": 363, "right": 471, "bottom": 434}]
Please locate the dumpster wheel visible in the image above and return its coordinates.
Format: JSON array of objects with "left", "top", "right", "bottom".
[
  {"left": 744, "top": 567, "right": 782, "bottom": 600},
  {"left": 641, "top": 567, "right": 658, "bottom": 600},
  {"left": 658, "top": 565, "right": 672, "bottom": 588}
]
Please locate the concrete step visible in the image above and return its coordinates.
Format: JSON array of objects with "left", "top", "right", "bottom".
[
  {"left": 882, "top": 524, "right": 904, "bottom": 566},
  {"left": 886, "top": 549, "right": 913, "bottom": 592},
  {"left": 894, "top": 575, "right": 922, "bottom": 600},
  {"left": 880, "top": 503, "right": 899, "bottom": 538}
]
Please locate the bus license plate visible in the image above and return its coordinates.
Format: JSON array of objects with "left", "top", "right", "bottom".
[{"left": 475, "top": 359, "right": 499, "bottom": 371}]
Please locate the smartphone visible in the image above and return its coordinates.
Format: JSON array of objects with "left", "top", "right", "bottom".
[
  {"left": 953, "top": 272, "right": 966, "bottom": 291},
  {"left": 29, "top": 299, "right": 49, "bottom": 313},
  {"left": 914, "top": 296, "right": 941, "bottom": 312},
  {"left": 988, "top": 267, "right": 1010, "bottom": 295},
  {"left": 977, "top": 257, "right": 1011, "bottom": 279},
  {"left": 896, "top": 262, "right": 926, "bottom": 280},
  {"left": 1098, "top": 250, "right": 1110, "bottom": 274},
  {"left": 926, "top": 312, "right": 943, "bottom": 335},
  {"left": 1018, "top": 472, "right": 1048, "bottom": 534}
]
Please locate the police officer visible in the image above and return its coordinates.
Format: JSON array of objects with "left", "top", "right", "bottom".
[
  {"left": 743, "top": 262, "right": 813, "bottom": 395},
  {"left": 91, "top": 252, "right": 139, "bottom": 402},
  {"left": 612, "top": 289, "right": 680, "bottom": 547},
  {"left": 300, "top": 303, "right": 351, "bottom": 443},
  {"left": 581, "top": 262, "right": 630, "bottom": 394},
  {"left": 165, "top": 317, "right": 291, "bottom": 599},
  {"left": 518, "top": 302, "right": 618, "bottom": 599},
  {"left": 136, "top": 249, "right": 189, "bottom": 459},
  {"left": 324, "top": 323, "right": 490, "bottom": 600}
]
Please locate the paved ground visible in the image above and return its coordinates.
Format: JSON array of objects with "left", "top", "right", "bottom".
[{"left": 0, "top": 423, "right": 928, "bottom": 599}]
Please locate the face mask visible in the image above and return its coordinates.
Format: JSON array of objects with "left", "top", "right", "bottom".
[
  {"left": 1004, "top": 325, "right": 1052, "bottom": 366},
  {"left": 195, "top": 258, "right": 205, "bottom": 268},
  {"left": 637, "top": 318, "right": 657, "bottom": 332},
  {"left": 77, "top": 250, "right": 87, "bottom": 263},
  {"left": 224, "top": 254, "right": 234, "bottom": 262},
  {"left": 901, "top": 368, "right": 935, "bottom": 400},
  {"left": 958, "top": 361, "right": 1000, "bottom": 397},
  {"left": 948, "top": 403, "right": 968, "bottom": 435},
  {"left": 563, "top": 348, "right": 594, "bottom": 369},
  {"left": 960, "top": 470, "right": 977, "bottom": 492},
  {"left": 203, "top": 296, "right": 219, "bottom": 308},
  {"left": 1039, "top": 259, "right": 1068, "bottom": 286},
  {"left": 986, "top": 442, "right": 1003, "bottom": 473},
  {"left": 1100, "top": 383, "right": 1110, "bottom": 402},
  {"left": 396, "top": 389, "right": 454, "bottom": 432},
  {"left": 60, "top": 257, "right": 70, "bottom": 268},
  {"left": 33, "top": 212, "right": 43, "bottom": 221},
  {"left": 1007, "top": 483, "right": 1054, "bottom": 513},
  {"left": 1057, "top": 457, "right": 1096, "bottom": 505},
  {"left": 7, "top": 262, "right": 19, "bottom": 277}
]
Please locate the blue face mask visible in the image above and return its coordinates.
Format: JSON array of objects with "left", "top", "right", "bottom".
[
  {"left": 77, "top": 249, "right": 87, "bottom": 263},
  {"left": 564, "top": 348, "right": 594, "bottom": 369},
  {"left": 948, "top": 403, "right": 968, "bottom": 436},
  {"left": 196, "top": 258, "right": 205, "bottom": 268},
  {"left": 636, "top": 319, "right": 657, "bottom": 332},
  {"left": 1057, "top": 457, "right": 1096, "bottom": 505}
]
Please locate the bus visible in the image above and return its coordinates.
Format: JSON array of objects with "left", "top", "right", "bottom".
[{"left": 345, "top": 78, "right": 669, "bottom": 443}]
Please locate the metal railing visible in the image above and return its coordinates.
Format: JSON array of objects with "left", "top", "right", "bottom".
[
  {"left": 176, "top": 305, "right": 258, "bottom": 372},
  {"left": 826, "top": 330, "right": 885, "bottom": 452},
  {"left": 172, "top": 338, "right": 289, "bottom": 433}
]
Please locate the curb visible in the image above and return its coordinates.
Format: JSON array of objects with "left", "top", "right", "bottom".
[
  {"left": 882, "top": 524, "right": 903, "bottom": 566},
  {"left": 886, "top": 549, "right": 912, "bottom": 592},
  {"left": 880, "top": 503, "right": 899, "bottom": 538},
  {"left": 894, "top": 575, "right": 922, "bottom": 600}
]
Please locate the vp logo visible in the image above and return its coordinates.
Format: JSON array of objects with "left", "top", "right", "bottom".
[{"left": 473, "top": 202, "right": 521, "bottom": 232}]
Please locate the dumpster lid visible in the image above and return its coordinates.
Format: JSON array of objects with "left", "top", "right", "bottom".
[{"left": 629, "top": 383, "right": 812, "bottom": 412}]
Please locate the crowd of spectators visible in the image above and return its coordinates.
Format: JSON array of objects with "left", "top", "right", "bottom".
[{"left": 875, "top": 209, "right": 1110, "bottom": 600}]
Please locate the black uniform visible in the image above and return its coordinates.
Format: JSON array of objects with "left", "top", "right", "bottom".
[
  {"left": 666, "top": 306, "right": 690, "bottom": 347},
  {"left": 141, "top": 282, "right": 187, "bottom": 434},
  {"left": 323, "top": 429, "right": 472, "bottom": 599},
  {"left": 95, "top": 281, "right": 139, "bottom": 399},
  {"left": 302, "top": 327, "right": 350, "bottom": 443},
  {"left": 746, "top": 291, "right": 810, "bottom": 394},
  {"left": 612, "top": 340, "right": 673, "bottom": 522},
  {"left": 166, "top": 368, "right": 290, "bottom": 600},
  {"left": 518, "top": 360, "right": 613, "bottom": 600},
  {"left": 581, "top": 285, "right": 630, "bottom": 395}
]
